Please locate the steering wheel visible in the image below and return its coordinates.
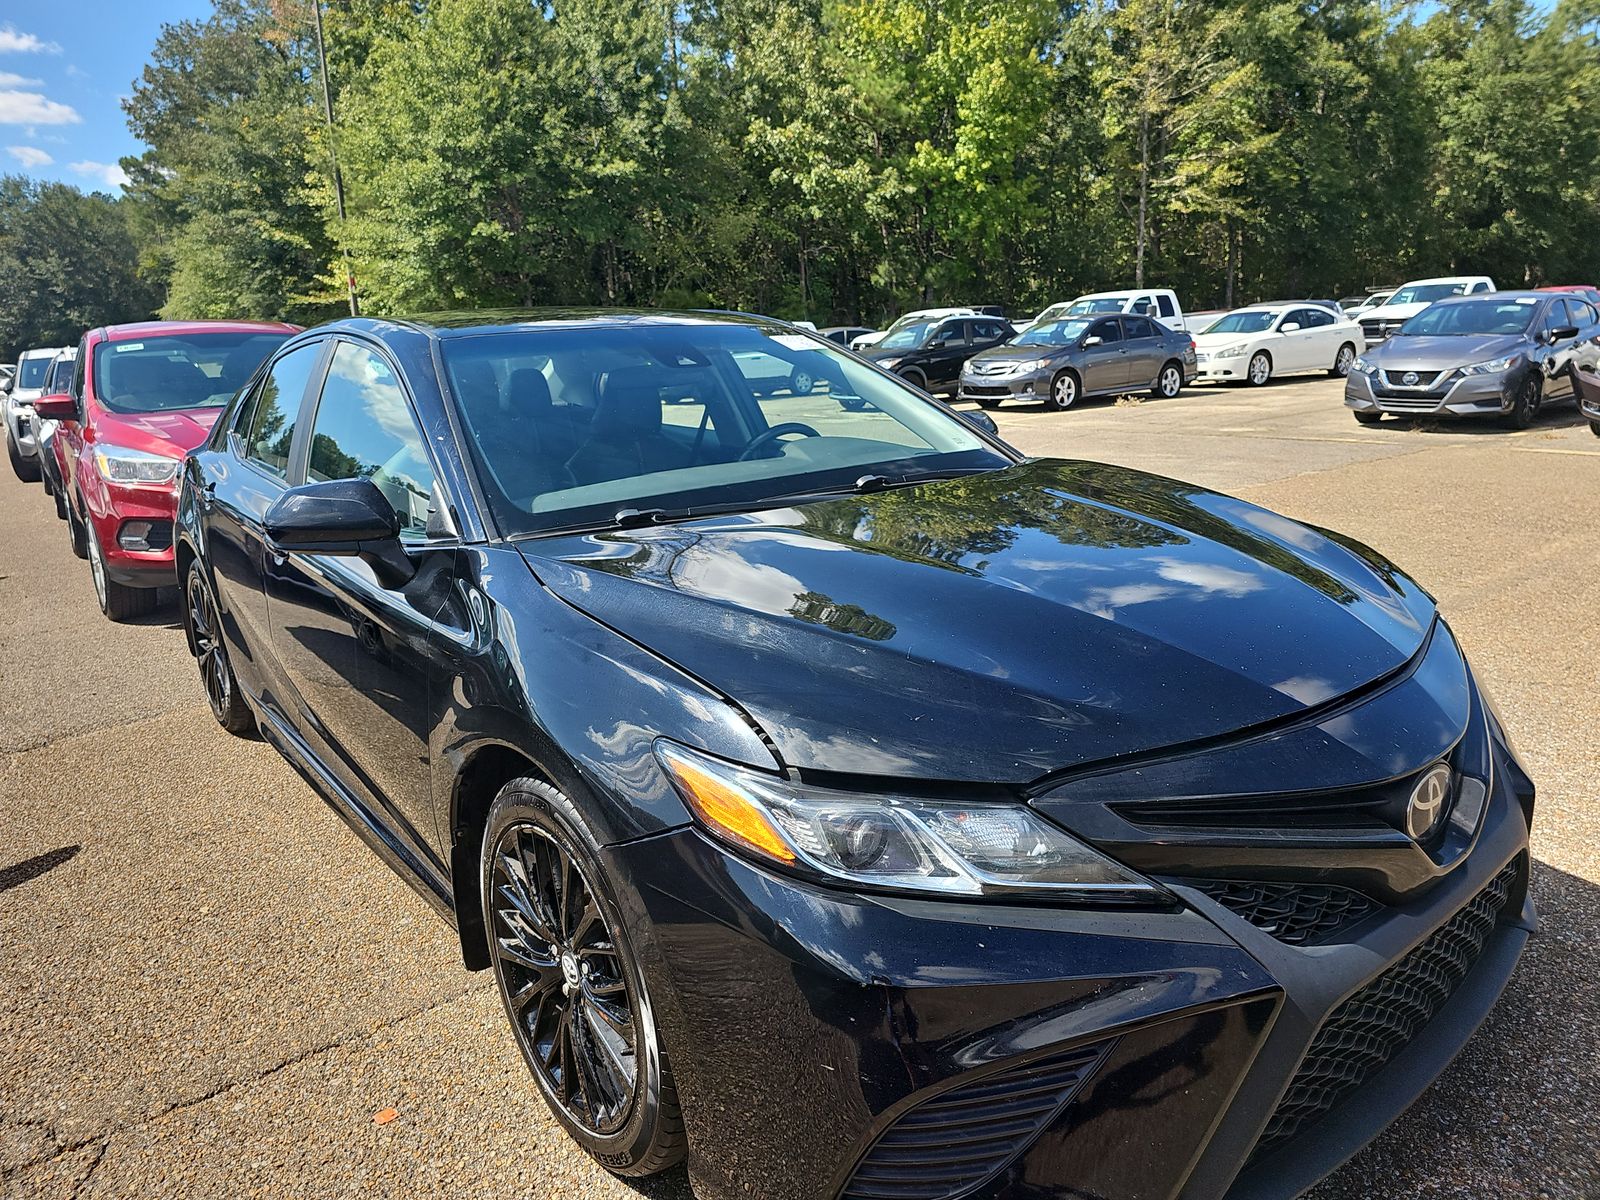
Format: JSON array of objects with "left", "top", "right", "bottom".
[{"left": 738, "top": 422, "right": 822, "bottom": 461}]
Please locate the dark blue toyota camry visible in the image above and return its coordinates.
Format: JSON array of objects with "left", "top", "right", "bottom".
[{"left": 176, "top": 310, "right": 1534, "bottom": 1200}]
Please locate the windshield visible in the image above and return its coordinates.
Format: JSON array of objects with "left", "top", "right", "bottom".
[
  {"left": 441, "top": 323, "right": 1008, "bottom": 536},
  {"left": 1203, "top": 311, "right": 1278, "bottom": 335},
  {"left": 94, "top": 332, "right": 288, "bottom": 414},
  {"left": 17, "top": 357, "right": 49, "bottom": 389},
  {"left": 1015, "top": 318, "right": 1093, "bottom": 347},
  {"left": 1389, "top": 283, "right": 1470, "bottom": 306},
  {"left": 1032, "top": 302, "right": 1073, "bottom": 324},
  {"left": 1397, "top": 299, "right": 1537, "bottom": 337},
  {"left": 1066, "top": 298, "right": 1126, "bottom": 316},
  {"left": 877, "top": 321, "right": 937, "bottom": 349}
]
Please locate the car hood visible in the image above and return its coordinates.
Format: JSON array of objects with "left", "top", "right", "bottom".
[
  {"left": 1371, "top": 334, "right": 1527, "bottom": 371},
  {"left": 967, "top": 344, "right": 1067, "bottom": 365},
  {"left": 1192, "top": 330, "right": 1266, "bottom": 350},
  {"left": 1361, "top": 302, "right": 1431, "bottom": 323},
  {"left": 518, "top": 460, "right": 1435, "bottom": 784},
  {"left": 96, "top": 407, "right": 223, "bottom": 456}
]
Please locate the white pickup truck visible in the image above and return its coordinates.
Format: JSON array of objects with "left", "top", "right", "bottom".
[{"left": 1021, "top": 289, "right": 1192, "bottom": 335}]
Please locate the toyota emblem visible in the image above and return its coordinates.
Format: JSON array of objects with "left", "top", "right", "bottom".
[
  {"left": 1402, "top": 371, "right": 1420, "bottom": 386},
  {"left": 1405, "top": 764, "right": 1452, "bottom": 841}
]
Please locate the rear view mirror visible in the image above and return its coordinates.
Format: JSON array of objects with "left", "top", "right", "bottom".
[
  {"left": 965, "top": 409, "right": 998, "bottom": 436},
  {"left": 264, "top": 477, "right": 414, "bottom": 586},
  {"left": 1280, "top": 323, "right": 1301, "bottom": 333},
  {"left": 34, "top": 393, "right": 77, "bottom": 420},
  {"left": 1083, "top": 336, "right": 1104, "bottom": 348},
  {"left": 1549, "top": 325, "right": 1579, "bottom": 344}
]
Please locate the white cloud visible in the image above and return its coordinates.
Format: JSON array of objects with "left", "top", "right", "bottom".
[
  {"left": 0, "top": 89, "right": 80, "bottom": 125},
  {"left": 0, "top": 28, "right": 62, "bottom": 54},
  {"left": 70, "top": 160, "right": 128, "bottom": 189},
  {"left": 6, "top": 144, "right": 51, "bottom": 167},
  {"left": 0, "top": 71, "right": 41, "bottom": 87}
]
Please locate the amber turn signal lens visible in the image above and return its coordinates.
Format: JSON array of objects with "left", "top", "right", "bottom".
[{"left": 657, "top": 746, "right": 796, "bottom": 864}]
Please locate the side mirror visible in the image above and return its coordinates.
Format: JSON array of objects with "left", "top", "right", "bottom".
[
  {"left": 1280, "top": 322, "right": 1301, "bottom": 333},
  {"left": 1549, "top": 325, "right": 1579, "bottom": 344},
  {"left": 965, "top": 409, "right": 999, "bottom": 436},
  {"left": 1083, "top": 335, "right": 1104, "bottom": 348},
  {"left": 264, "top": 477, "right": 414, "bottom": 587},
  {"left": 34, "top": 393, "right": 77, "bottom": 420}
]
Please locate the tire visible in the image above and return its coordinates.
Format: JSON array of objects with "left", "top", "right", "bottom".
[
  {"left": 897, "top": 368, "right": 928, "bottom": 392},
  {"left": 6, "top": 428, "right": 40, "bottom": 482},
  {"left": 482, "top": 780, "right": 686, "bottom": 1177},
  {"left": 52, "top": 487, "right": 66, "bottom": 521},
  {"left": 67, "top": 498, "right": 88, "bottom": 558},
  {"left": 1330, "top": 343, "right": 1357, "bottom": 378},
  {"left": 86, "top": 526, "right": 157, "bottom": 622},
  {"left": 1353, "top": 410, "right": 1383, "bottom": 426},
  {"left": 184, "top": 564, "right": 254, "bottom": 735},
  {"left": 1246, "top": 351, "right": 1272, "bottom": 386},
  {"left": 1502, "top": 373, "right": 1541, "bottom": 429},
  {"left": 1591, "top": 420, "right": 1600, "bottom": 438},
  {"left": 1151, "top": 360, "right": 1183, "bottom": 399},
  {"left": 1047, "top": 369, "right": 1081, "bottom": 411},
  {"left": 789, "top": 369, "right": 815, "bottom": 395},
  {"left": 976, "top": 396, "right": 1000, "bottom": 410}
]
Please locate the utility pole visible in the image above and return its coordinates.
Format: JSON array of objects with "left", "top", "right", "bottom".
[{"left": 312, "top": 0, "right": 359, "bottom": 316}]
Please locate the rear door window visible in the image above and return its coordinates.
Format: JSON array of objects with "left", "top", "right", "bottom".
[
  {"left": 1122, "top": 316, "right": 1158, "bottom": 339},
  {"left": 1157, "top": 294, "right": 1177, "bottom": 318},
  {"left": 243, "top": 342, "right": 324, "bottom": 481}
]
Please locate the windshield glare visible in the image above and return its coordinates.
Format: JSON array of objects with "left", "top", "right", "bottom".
[
  {"left": 441, "top": 323, "right": 1007, "bottom": 536},
  {"left": 1397, "top": 300, "right": 1537, "bottom": 337},
  {"left": 877, "top": 321, "right": 937, "bottom": 349},
  {"left": 1066, "top": 298, "right": 1125, "bottom": 315},
  {"left": 1015, "top": 318, "right": 1092, "bottom": 346},
  {"left": 17, "top": 357, "right": 49, "bottom": 389},
  {"left": 94, "top": 333, "right": 288, "bottom": 414},
  {"left": 1389, "top": 283, "right": 1469, "bottom": 306},
  {"left": 1203, "top": 311, "right": 1278, "bottom": 335}
]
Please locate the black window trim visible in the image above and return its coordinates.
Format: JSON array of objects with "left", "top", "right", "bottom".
[
  {"left": 231, "top": 337, "right": 335, "bottom": 490},
  {"left": 291, "top": 333, "right": 461, "bottom": 549}
]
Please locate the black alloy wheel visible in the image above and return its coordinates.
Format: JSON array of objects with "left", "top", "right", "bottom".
[
  {"left": 185, "top": 566, "right": 253, "bottom": 734},
  {"left": 1503, "top": 374, "right": 1542, "bottom": 429},
  {"left": 483, "top": 783, "right": 685, "bottom": 1175}
]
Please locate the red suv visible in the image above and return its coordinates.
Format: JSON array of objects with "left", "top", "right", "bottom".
[{"left": 38, "top": 321, "right": 297, "bottom": 620}]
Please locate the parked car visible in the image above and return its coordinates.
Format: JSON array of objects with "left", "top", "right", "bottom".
[
  {"left": 852, "top": 307, "right": 977, "bottom": 351},
  {"left": 5, "top": 344, "right": 68, "bottom": 481},
  {"left": 177, "top": 307, "right": 1533, "bottom": 1200},
  {"left": 1030, "top": 289, "right": 1193, "bottom": 334},
  {"left": 1574, "top": 359, "right": 1600, "bottom": 436},
  {"left": 960, "top": 312, "right": 1196, "bottom": 409},
  {"left": 858, "top": 312, "right": 1014, "bottom": 393},
  {"left": 1535, "top": 284, "right": 1600, "bottom": 309},
  {"left": 0, "top": 363, "right": 14, "bottom": 390},
  {"left": 819, "top": 325, "right": 875, "bottom": 347},
  {"left": 34, "top": 347, "right": 77, "bottom": 516},
  {"left": 1342, "top": 288, "right": 1396, "bottom": 319},
  {"left": 36, "top": 320, "right": 296, "bottom": 620},
  {"left": 1357, "top": 276, "right": 1495, "bottom": 344},
  {"left": 1345, "top": 291, "right": 1598, "bottom": 428},
  {"left": 1193, "top": 304, "right": 1363, "bottom": 385}
]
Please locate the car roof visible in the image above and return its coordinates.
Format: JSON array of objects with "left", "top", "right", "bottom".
[
  {"left": 1430, "top": 290, "right": 1548, "bottom": 305},
  {"left": 298, "top": 308, "right": 791, "bottom": 342},
  {"left": 100, "top": 319, "right": 301, "bottom": 341},
  {"left": 1400, "top": 276, "right": 1491, "bottom": 285},
  {"left": 19, "top": 346, "right": 66, "bottom": 359}
]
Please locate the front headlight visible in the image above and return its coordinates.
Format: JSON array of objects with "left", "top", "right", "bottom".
[
  {"left": 1461, "top": 354, "right": 1521, "bottom": 376},
  {"left": 1006, "top": 358, "right": 1048, "bottom": 374},
  {"left": 1213, "top": 344, "right": 1246, "bottom": 359},
  {"left": 94, "top": 443, "right": 181, "bottom": 486},
  {"left": 656, "top": 742, "right": 1165, "bottom": 904},
  {"left": 1351, "top": 355, "right": 1376, "bottom": 375},
  {"left": 877, "top": 357, "right": 903, "bottom": 370}
]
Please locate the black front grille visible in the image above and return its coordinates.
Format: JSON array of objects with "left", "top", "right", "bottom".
[
  {"left": 1193, "top": 880, "right": 1380, "bottom": 946},
  {"left": 842, "top": 1042, "right": 1108, "bottom": 1200},
  {"left": 1252, "top": 857, "right": 1520, "bottom": 1160}
]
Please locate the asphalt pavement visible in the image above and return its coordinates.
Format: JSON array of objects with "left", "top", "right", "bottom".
[{"left": 2, "top": 372, "right": 1597, "bottom": 1199}]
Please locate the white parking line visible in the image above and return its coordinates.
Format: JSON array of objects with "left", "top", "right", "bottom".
[{"left": 1512, "top": 446, "right": 1600, "bottom": 457}]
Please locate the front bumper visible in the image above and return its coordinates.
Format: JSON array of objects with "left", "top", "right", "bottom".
[
  {"left": 958, "top": 366, "right": 1051, "bottom": 404},
  {"left": 82, "top": 477, "right": 180, "bottom": 588},
  {"left": 5, "top": 398, "right": 38, "bottom": 456},
  {"left": 1195, "top": 351, "right": 1250, "bottom": 381},
  {"left": 611, "top": 738, "right": 1534, "bottom": 1200},
  {"left": 1345, "top": 367, "right": 1519, "bottom": 418}
]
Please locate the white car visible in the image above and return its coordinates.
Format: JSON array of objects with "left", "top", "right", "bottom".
[
  {"left": 5, "top": 344, "right": 68, "bottom": 482},
  {"left": 852, "top": 307, "right": 978, "bottom": 351},
  {"left": 1357, "top": 276, "right": 1495, "bottom": 345},
  {"left": 1192, "top": 303, "right": 1364, "bottom": 386},
  {"left": 1024, "top": 288, "right": 1192, "bottom": 334}
]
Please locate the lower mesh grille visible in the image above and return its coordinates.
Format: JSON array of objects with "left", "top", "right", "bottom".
[
  {"left": 1252, "top": 857, "right": 1520, "bottom": 1160},
  {"left": 842, "top": 1042, "right": 1108, "bottom": 1200},
  {"left": 1193, "top": 880, "right": 1380, "bottom": 946}
]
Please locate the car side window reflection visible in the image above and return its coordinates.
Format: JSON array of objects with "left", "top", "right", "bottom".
[
  {"left": 244, "top": 343, "right": 322, "bottom": 480},
  {"left": 306, "top": 342, "right": 439, "bottom": 542}
]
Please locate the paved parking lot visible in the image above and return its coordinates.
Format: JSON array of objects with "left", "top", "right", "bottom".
[{"left": 3, "top": 374, "right": 1597, "bottom": 1199}]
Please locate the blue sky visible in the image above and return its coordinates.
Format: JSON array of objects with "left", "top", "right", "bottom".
[{"left": 1, "top": 3, "right": 212, "bottom": 193}]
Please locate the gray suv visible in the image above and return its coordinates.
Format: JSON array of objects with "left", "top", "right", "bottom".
[
  {"left": 959, "top": 314, "right": 1196, "bottom": 410},
  {"left": 5, "top": 344, "right": 68, "bottom": 482},
  {"left": 1345, "top": 291, "right": 1600, "bottom": 429}
]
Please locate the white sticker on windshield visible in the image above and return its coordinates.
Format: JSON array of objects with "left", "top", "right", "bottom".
[
  {"left": 115, "top": 342, "right": 144, "bottom": 352},
  {"left": 1515, "top": 297, "right": 1537, "bottom": 305},
  {"left": 768, "top": 334, "right": 816, "bottom": 351}
]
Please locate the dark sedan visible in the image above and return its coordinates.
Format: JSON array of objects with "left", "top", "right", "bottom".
[
  {"left": 1346, "top": 290, "right": 1600, "bottom": 427},
  {"left": 178, "top": 310, "right": 1534, "bottom": 1200},
  {"left": 858, "top": 312, "right": 1013, "bottom": 393}
]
